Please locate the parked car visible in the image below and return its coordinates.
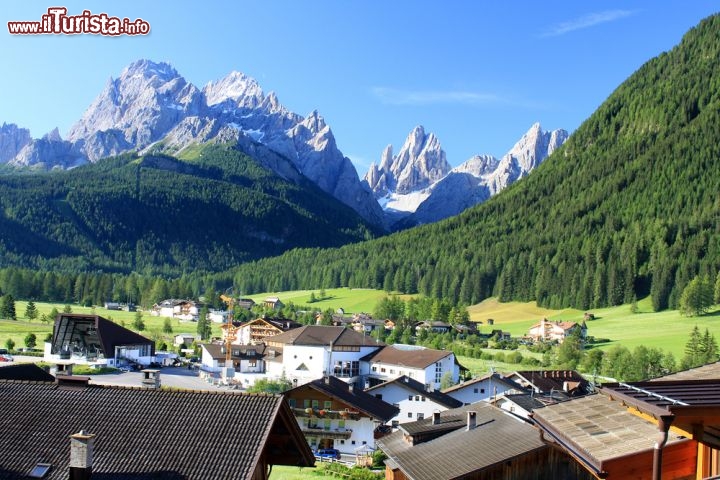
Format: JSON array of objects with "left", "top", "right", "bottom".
[{"left": 315, "top": 448, "right": 341, "bottom": 460}]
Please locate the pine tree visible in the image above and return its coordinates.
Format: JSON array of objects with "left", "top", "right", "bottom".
[
  {"left": 24, "top": 301, "right": 38, "bottom": 321},
  {"left": 0, "top": 294, "right": 17, "bottom": 320},
  {"left": 679, "top": 275, "right": 713, "bottom": 316},
  {"left": 133, "top": 311, "right": 145, "bottom": 331}
]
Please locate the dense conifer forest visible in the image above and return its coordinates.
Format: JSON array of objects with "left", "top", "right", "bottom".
[
  {"left": 0, "top": 145, "right": 377, "bottom": 275},
  {"left": 229, "top": 14, "right": 720, "bottom": 311}
]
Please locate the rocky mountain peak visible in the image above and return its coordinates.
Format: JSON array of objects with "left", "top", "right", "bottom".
[
  {"left": 365, "top": 125, "right": 451, "bottom": 197},
  {"left": 203, "top": 70, "right": 264, "bottom": 108},
  {"left": 0, "top": 123, "right": 32, "bottom": 163}
]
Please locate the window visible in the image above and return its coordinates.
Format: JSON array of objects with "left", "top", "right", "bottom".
[
  {"left": 248, "top": 359, "right": 257, "bottom": 367},
  {"left": 389, "top": 369, "right": 395, "bottom": 374},
  {"left": 352, "top": 440, "right": 356, "bottom": 445},
  {"left": 362, "top": 441, "right": 367, "bottom": 445},
  {"left": 407, "top": 412, "right": 412, "bottom": 418},
  {"left": 392, "top": 420, "right": 399, "bottom": 427},
  {"left": 338, "top": 420, "right": 345, "bottom": 429},
  {"left": 408, "top": 395, "right": 413, "bottom": 401},
  {"left": 473, "top": 388, "right": 478, "bottom": 394},
  {"left": 340, "top": 440, "right": 345, "bottom": 444},
  {"left": 415, "top": 395, "right": 420, "bottom": 401},
  {"left": 312, "top": 400, "right": 319, "bottom": 408},
  {"left": 324, "top": 400, "right": 332, "bottom": 409},
  {"left": 303, "top": 399, "right": 310, "bottom": 408},
  {"left": 324, "top": 419, "right": 331, "bottom": 431},
  {"left": 480, "top": 388, "right": 485, "bottom": 394},
  {"left": 381, "top": 368, "right": 386, "bottom": 373},
  {"left": 417, "top": 413, "right": 424, "bottom": 420},
  {"left": 309, "top": 356, "right": 313, "bottom": 360},
  {"left": 288, "top": 399, "right": 296, "bottom": 408},
  {"left": 372, "top": 366, "right": 377, "bottom": 372},
  {"left": 421, "top": 396, "right": 425, "bottom": 402}
]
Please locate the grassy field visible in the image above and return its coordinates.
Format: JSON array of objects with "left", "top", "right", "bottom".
[
  {"left": 268, "top": 465, "right": 323, "bottom": 479},
  {"left": 0, "top": 301, "right": 223, "bottom": 350},
  {"left": 2, "top": 290, "right": 717, "bottom": 363},
  {"left": 247, "top": 287, "right": 417, "bottom": 315},
  {"left": 468, "top": 296, "right": 720, "bottom": 358}
]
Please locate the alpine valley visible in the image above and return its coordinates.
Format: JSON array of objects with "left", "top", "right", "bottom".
[{"left": 0, "top": 59, "right": 564, "bottom": 274}]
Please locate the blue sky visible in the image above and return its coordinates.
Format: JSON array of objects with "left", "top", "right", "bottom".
[{"left": 2, "top": 2, "right": 718, "bottom": 173}]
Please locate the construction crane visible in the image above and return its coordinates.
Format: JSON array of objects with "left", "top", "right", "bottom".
[{"left": 219, "top": 294, "right": 238, "bottom": 366}]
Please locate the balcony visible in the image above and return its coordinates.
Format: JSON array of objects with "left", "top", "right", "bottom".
[
  {"left": 291, "top": 407, "right": 361, "bottom": 421},
  {"left": 300, "top": 425, "right": 353, "bottom": 439}
]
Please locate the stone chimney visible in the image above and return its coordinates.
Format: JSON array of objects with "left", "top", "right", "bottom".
[
  {"left": 324, "top": 375, "right": 331, "bottom": 385},
  {"left": 69, "top": 430, "right": 95, "bottom": 480},
  {"left": 141, "top": 369, "right": 160, "bottom": 389},
  {"left": 432, "top": 411, "right": 441, "bottom": 425},
  {"left": 466, "top": 411, "right": 477, "bottom": 431},
  {"left": 348, "top": 383, "right": 354, "bottom": 393},
  {"left": 55, "top": 363, "right": 74, "bottom": 376}
]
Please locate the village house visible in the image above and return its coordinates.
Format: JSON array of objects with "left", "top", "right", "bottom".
[
  {"left": 199, "top": 342, "right": 267, "bottom": 386},
  {"left": 150, "top": 299, "right": 200, "bottom": 321},
  {"left": 377, "top": 403, "right": 589, "bottom": 480},
  {"left": 0, "top": 374, "right": 313, "bottom": 479},
  {"left": 491, "top": 391, "right": 570, "bottom": 420},
  {"left": 44, "top": 313, "right": 155, "bottom": 368},
  {"left": 366, "top": 375, "right": 463, "bottom": 427},
  {"left": 532, "top": 361, "right": 720, "bottom": 479},
  {"left": 285, "top": 375, "right": 398, "bottom": 455},
  {"left": 413, "top": 320, "right": 453, "bottom": 334},
  {"left": 363, "top": 344, "right": 463, "bottom": 390},
  {"left": 441, "top": 371, "right": 524, "bottom": 405},
  {"left": 264, "top": 325, "right": 384, "bottom": 387},
  {"left": 173, "top": 333, "right": 196, "bottom": 347},
  {"left": 527, "top": 317, "right": 586, "bottom": 343},
  {"left": 263, "top": 296, "right": 284, "bottom": 310},
  {"left": 235, "top": 317, "right": 301, "bottom": 345},
  {"left": 506, "top": 370, "right": 591, "bottom": 397}
]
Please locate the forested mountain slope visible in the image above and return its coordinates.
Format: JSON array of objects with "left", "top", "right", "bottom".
[
  {"left": 0, "top": 143, "right": 378, "bottom": 275},
  {"left": 231, "top": 14, "right": 720, "bottom": 311}
]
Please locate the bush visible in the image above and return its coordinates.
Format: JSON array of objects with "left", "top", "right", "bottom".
[
  {"left": 505, "top": 351, "right": 523, "bottom": 364},
  {"left": 493, "top": 352, "right": 506, "bottom": 363}
]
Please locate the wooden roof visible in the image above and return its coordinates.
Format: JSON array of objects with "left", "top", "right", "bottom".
[
  {"left": 287, "top": 376, "right": 399, "bottom": 421},
  {"left": 532, "top": 393, "right": 689, "bottom": 474},
  {"left": 0, "top": 379, "right": 313, "bottom": 479},
  {"left": 361, "top": 344, "right": 452, "bottom": 369}
]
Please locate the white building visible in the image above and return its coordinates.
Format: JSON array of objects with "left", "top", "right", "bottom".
[
  {"left": 151, "top": 299, "right": 200, "bottom": 321},
  {"left": 441, "top": 372, "right": 524, "bottom": 405},
  {"left": 366, "top": 375, "right": 463, "bottom": 427},
  {"left": 364, "top": 344, "right": 463, "bottom": 390},
  {"left": 264, "top": 325, "right": 383, "bottom": 387},
  {"left": 285, "top": 376, "right": 398, "bottom": 455},
  {"left": 199, "top": 343, "right": 267, "bottom": 386}
]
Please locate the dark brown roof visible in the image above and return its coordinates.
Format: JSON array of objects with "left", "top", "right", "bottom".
[
  {"left": 287, "top": 376, "right": 398, "bottom": 421},
  {"left": 361, "top": 345, "right": 452, "bottom": 369},
  {"left": 366, "top": 375, "right": 463, "bottom": 409},
  {"left": 265, "top": 325, "right": 384, "bottom": 348},
  {"left": 0, "top": 380, "right": 313, "bottom": 479},
  {"left": 512, "top": 370, "right": 590, "bottom": 395},
  {"left": 0, "top": 364, "right": 55, "bottom": 382},
  {"left": 600, "top": 379, "right": 720, "bottom": 416},
  {"left": 377, "top": 402, "right": 546, "bottom": 480},
  {"left": 202, "top": 342, "right": 267, "bottom": 360},
  {"left": 532, "top": 393, "right": 689, "bottom": 475},
  {"left": 51, "top": 314, "right": 154, "bottom": 357}
]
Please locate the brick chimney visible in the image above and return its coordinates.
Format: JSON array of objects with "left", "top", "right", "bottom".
[
  {"left": 466, "top": 411, "right": 477, "bottom": 431},
  {"left": 141, "top": 369, "right": 160, "bottom": 389},
  {"left": 69, "top": 430, "right": 95, "bottom": 480}
]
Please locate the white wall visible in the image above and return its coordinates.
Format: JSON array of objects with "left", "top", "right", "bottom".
[
  {"left": 369, "top": 353, "right": 459, "bottom": 389},
  {"left": 370, "top": 383, "right": 451, "bottom": 426},
  {"left": 445, "top": 377, "right": 515, "bottom": 405}
]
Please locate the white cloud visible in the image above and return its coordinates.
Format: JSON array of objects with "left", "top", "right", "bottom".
[
  {"left": 371, "top": 87, "right": 501, "bottom": 106},
  {"left": 542, "top": 10, "right": 635, "bottom": 37}
]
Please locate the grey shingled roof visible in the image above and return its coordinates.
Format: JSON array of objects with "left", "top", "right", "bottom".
[
  {"left": 0, "top": 379, "right": 313, "bottom": 479},
  {"left": 366, "top": 375, "right": 462, "bottom": 409},
  {"left": 650, "top": 361, "right": 720, "bottom": 381},
  {"left": 265, "top": 325, "right": 383, "bottom": 348},
  {"left": 378, "top": 402, "right": 546, "bottom": 480}
]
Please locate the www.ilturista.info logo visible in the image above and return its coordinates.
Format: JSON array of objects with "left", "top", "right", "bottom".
[{"left": 8, "top": 7, "right": 150, "bottom": 36}]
